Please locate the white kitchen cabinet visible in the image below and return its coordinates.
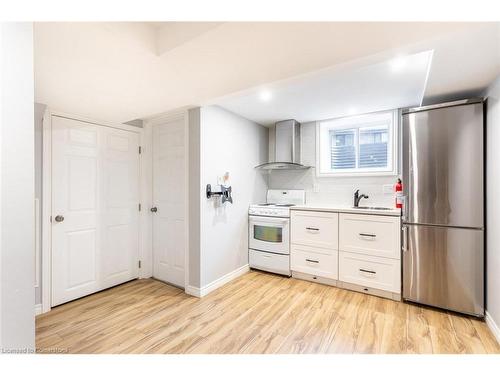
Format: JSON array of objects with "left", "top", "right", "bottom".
[
  {"left": 290, "top": 208, "right": 401, "bottom": 301},
  {"left": 290, "top": 210, "right": 338, "bottom": 251},
  {"left": 339, "top": 213, "right": 400, "bottom": 259},
  {"left": 339, "top": 212, "right": 401, "bottom": 300},
  {"left": 338, "top": 251, "right": 400, "bottom": 294},
  {"left": 290, "top": 245, "right": 338, "bottom": 280},
  {"left": 290, "top": 210, "right": 339, "bottom": 284}
]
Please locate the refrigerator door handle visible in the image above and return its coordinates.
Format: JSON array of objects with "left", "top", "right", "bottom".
[
  {"left": 402, "top": 225, "right": 408, "bottom": 252},
  {"left": 402, "top": 196, "right": 408, "bottom": 221}
]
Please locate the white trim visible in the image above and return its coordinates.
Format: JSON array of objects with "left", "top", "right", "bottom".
[
  {"left": 41, "top": 109, "right": 146, "bottom": 313},
  {"left": 49, "top": 110, "right": 142, "bottom": 134},
  {"left": 183, "top": 112, "right": 190, "bottom": 290},
  {"left": 184, "top": 285, "right": 201, "bottom": 298},
  {"left": 486, "top": 311, "right": 500, "bottom": 345},
  {"left": 34, "top": 198, "right": 40, "bottom": 288},
  {"left": 41, "top": 108, "right": 52, "bottom": 313},
  {"left": 139, "top": 119, "right": 153, "bottom": 278},
  {"left": 315, "top": 109, "right": 399, "bottom": 178},
  {"left": 34, "top": 304, "right": 42, "bottom": 316},
  {"left": 142, "top": 106, "right": 193, "bottom": 125},
  {"left": 185, "top": 264, "right": 250, "bottom": 298}
]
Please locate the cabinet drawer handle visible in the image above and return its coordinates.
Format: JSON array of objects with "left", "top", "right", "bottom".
[
  {"left": 306, "top": 259, "right": 319, "bottom": 264},
  {"left": 306, "top": 227, "right": 319, "bottom": 231},
  {"left": 359, "top": 233, "right": 376, "bottom": 238},
  {"left": 359, "top": 268, "right": 376, "bottom": 274}
]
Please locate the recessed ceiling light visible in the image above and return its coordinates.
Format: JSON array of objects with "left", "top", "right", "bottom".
[
  {"left": 347, "top": 107, "right": 357, "bottom": 115},
  {"left": 389, "top": 56, "right": 407, "bottom": 72},
  {"left": 258, "top": 90, "right": 272, "bottom": 102}
]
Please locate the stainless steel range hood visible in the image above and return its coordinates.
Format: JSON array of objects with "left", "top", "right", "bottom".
[{"left": 255, "top": 119, "right": 311, "bottom": 170}]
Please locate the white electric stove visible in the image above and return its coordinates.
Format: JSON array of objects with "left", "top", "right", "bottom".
[{"left": 248, "top": 190, "right": 305, "bottom": 276}]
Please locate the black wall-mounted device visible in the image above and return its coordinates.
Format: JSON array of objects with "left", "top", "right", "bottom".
[{"left": 206, "top": 184, "right": 233, "bottom": 204}]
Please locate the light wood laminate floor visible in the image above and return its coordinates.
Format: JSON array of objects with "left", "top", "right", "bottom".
[{"left": 36, "top": 271, "right": 500, "bottom": 354}]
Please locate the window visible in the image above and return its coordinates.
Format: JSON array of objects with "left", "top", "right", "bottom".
[
  {"left": 317, "top": 110, "right": 398, "bottom": 176},
  {"left": 253, "top": 225, "right": 283, "bottom": 243}
]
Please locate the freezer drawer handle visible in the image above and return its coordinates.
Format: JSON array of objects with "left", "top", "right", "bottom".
[
  {"left": 359, "top": 268, "right": 376, "bottom": 274},
  {"left": 306, "top": 259, "right": 319, "bottom": 264},
  {"left": 305, "top": 227, "right": 320, "bottom": 232},
  {"left": 359, "top": 233, "right": 376, "bottom": 238}
]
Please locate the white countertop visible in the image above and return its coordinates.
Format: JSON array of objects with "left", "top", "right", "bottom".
[{"left": 291, "top": 204, "right": 401, "bottom": 216}]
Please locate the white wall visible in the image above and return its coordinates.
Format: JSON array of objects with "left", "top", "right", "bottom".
[
  {"left": 34, "top": 103, "right": 46, "bottom": 306},
  {"left": 0, "top": 23, "right": 35, "bottom": 351},
  {"left": 188, "top": 107, "right": 201, "bottom": 287},
  {"left": 198, "top": 106, "right": 268, "bottom": 287},
  {"left": 268, "top": 122, "right": 397, "bottom": 207},
  {"left": 486, "top": 74, "right": 500, "bottom": 335}
]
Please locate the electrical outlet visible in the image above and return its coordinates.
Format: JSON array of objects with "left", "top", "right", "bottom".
[{"left": 382, "top": 184, "right": 393, "bottom": 195}]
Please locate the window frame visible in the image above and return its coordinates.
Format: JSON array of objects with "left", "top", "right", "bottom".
[{"left": 316, "top": 109, "right": 399, "bottom": 177}]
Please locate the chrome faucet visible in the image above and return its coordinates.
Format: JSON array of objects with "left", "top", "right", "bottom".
[{"left": 353, "top": 189, "right": 369, "bottom": 207}]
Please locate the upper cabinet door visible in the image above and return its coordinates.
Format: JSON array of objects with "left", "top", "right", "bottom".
[{"left": 402, "top": 103, "right": 483, "bottom": 228}]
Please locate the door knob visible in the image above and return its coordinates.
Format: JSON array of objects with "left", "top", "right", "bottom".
[
  {"left": 54, "top": 215, "right": 64, "bottom": 222},
  {"left": 150, "top": 207, "right": 158, "bottom": 213}
]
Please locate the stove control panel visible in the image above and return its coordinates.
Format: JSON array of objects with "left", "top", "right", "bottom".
[{"left": 249, "top": 207, "right": 289, "bottom": 217}]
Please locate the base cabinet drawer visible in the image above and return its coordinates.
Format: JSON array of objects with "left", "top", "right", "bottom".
[
  {"left": 339, "top": 213, "right": 400, "bottom": 259},
  {"left": 339, "top": 251, "right": 400, "bottom": 293},
  {"left": 291, "top": 211, "right": 338, "bottom": 250},
  {"left": 291, "top": 246, "right": 338, "bottom": 280},
  {"left": 249, "top": 249, "right": 290, "bottom": 276}
]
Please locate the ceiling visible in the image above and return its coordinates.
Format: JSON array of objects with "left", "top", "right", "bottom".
[
  {"left": 33, "top": 22, "right": 500, "bottom": 124},
  {"left": 212, "top": 50, "right": 433, "bottom": 125}
]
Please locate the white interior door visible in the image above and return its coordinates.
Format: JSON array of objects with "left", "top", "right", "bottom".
[
  {"left": 100, "top": 126, "right": 140, "bottom": 289},
  {"left": 152, "top": 118, "right": 186, "bottom": 288},
  {"left": 51, "top": 116, "right": 140, "bottom": 306}
]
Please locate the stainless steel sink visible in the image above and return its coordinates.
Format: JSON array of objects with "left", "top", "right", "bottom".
[{"left": 352, "top": 206, "right": 392, "bottom": 211}]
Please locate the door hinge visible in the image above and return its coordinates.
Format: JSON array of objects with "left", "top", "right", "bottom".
[
  {"left": 138, "top": 203, "right": 141, "bottom": 211},
  {"left": 138, "top": 260, "right": 142, "bottom": 269},
  {"left": 138, "top": 146, "right": 142, "bottom": 154}
]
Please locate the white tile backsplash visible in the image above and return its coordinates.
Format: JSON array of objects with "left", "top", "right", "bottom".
[{"left": 267, "top": 121, "right": 399, "bottom": 207}]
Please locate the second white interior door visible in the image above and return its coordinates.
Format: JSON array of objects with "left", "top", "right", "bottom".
[{"left": 152, "top": 118, "right": 186, "bottom": 288}]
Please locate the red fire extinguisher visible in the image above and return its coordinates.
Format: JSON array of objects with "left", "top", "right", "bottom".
[{"left": 395, "top": 178, "right": 403, "bottom": 209}]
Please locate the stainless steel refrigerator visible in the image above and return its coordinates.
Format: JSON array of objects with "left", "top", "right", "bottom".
[{"left": 402, "top": 98, "right": 484, "bottom": 317}]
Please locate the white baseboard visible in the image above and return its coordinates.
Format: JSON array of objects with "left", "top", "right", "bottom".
[
  {"left": 185, "top": 264, "right": 249, "bottom": 298},
  {"left": 35, "top": 304, "right": 43, "bottom": 316},
  {"left": 185, "top": 285, "right": 201, "bottom": 297},
  {"left": 486, "top": 311, "right": 500, "bottom": 345}
]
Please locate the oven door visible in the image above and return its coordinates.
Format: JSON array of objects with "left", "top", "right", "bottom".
[{"left": 249, "top": 215, "right": 290, "bottom": 255}]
